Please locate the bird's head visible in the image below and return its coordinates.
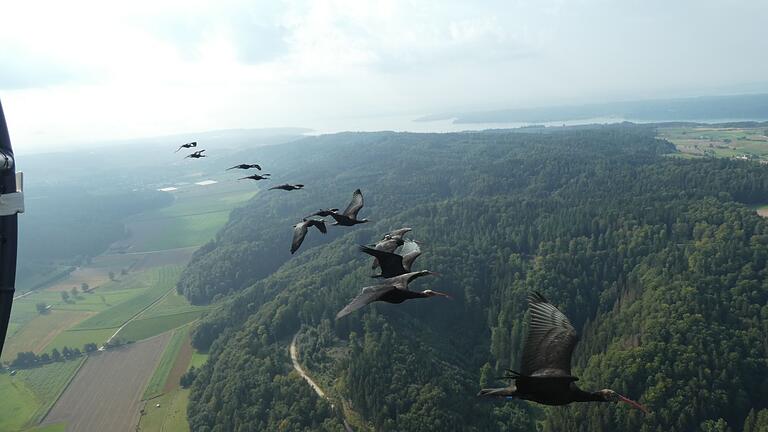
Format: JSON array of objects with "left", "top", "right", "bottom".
[{"left": 596, "top": 389, "right": 649, "bottom": 413}]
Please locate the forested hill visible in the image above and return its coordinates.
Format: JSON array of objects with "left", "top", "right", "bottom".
[{"left": 181, "top": 125, "right": 768, "bottom": 432}]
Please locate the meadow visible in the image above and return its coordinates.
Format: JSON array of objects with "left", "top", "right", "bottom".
[
  {"left": 143, "top": 326, "right": 189, "bottom": 400},
  {"left": 0, "top": 358, "right": 84, "bottom": 431},
  {"left": 659, "top": 125, "right": 768, "bottom": 159}
]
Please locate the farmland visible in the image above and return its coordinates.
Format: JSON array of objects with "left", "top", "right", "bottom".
[
  {"left": 0, "top": 358, "right": 84, "bottom": 431},
  {"left": 3, "top": 166, "right": 256, "bottom": 431},
  {"left": 42, "top": 334, "right": 171, "bottom": 432},
  {"left": 659, "top": 125, "right": 768, "bottom": 160},
  {"left": 143, "top": 326, "right": 190, "bottom": 400}
]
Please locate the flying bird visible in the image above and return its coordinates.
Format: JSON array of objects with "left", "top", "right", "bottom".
[
  {"left": 269, "top": 184, "right": 304, "bottom": 191},
  {"left": 239, "top": 174, "right": 271, "bottom": 181},
  {"left": 359, "top": 240, "right": 422, "bottom": 278},
  {"left": 330, "top": 189, "right": 369, "bottom": 226},
  {"left": 227, "top": 163, "right": 262, "bottom": 171},
  {"left": 477, "top": 292, "right": 649, "bottom": 413},
  {"left": 336, "top": 270, "right": 449, "bottom": 319},
  {"left": 291, "top": 219, "right": 327, "bottom": 254},
  {"left": 305, "top": 208, "right": 339, "bottom": 218},
  {"left": 175, "top": 141, "right": 197, "bottom": 152},
  {"left": 369, "top": 236, "right": 405, "bottom": 269},
  {"left": 185, "top": 150, "right": 206, "bottom": 159},
  {"left": 382, "top": 227, "right": 412, "bottom": 241}
]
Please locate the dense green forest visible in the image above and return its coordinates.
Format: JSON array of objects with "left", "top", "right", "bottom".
[{"left": 180, "top": 125, "right": 768, "bottom": 431}]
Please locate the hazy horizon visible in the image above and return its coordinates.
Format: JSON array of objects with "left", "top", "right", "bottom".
[{"left": 2, "top": 0, "right": 767, "bottom": 152}]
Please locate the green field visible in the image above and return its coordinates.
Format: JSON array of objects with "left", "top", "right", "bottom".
[
  {"left": 72, "top": 267, "right": 181, "bottom": 331},
  {"left": 140, "top": 388, "right": 191, "bottom": 432},
  {"left": 0, "top": 359, "right": 84, "bottom": 431},
  {"left": 143, "top": 326, "right": 189, "bottom": 400},
  {"left": 189, "top": 351, "right": 209, "bottom": 369},
  {"left": 118, "top": 311, "right": 205, "bottom": 342},
  {"left": 127, "top": 188, "right": 255, "bottom": 252},
  {"left": 25, "top": 423, "right": 67, "bottom": 432},
  {"left": 659, "top": 126, "right": 768, "bottom": 160},
  {"left": 44, "top": 328, "right": 116, "bottom": 354}
]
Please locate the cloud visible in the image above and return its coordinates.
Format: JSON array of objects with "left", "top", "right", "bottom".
[{"left": 1, "top": 0, "right": 767, "bottom": 151}]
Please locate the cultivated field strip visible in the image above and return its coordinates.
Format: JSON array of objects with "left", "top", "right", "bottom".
[{"left": 41, "top": 332, "right": 171, "bottom": 432}]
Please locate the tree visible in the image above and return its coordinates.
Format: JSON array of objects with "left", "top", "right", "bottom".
[
  {"left": 81, "top": 282, "right": 89, "bottom": 291},
  {"left": 108, "top": 271, "right": 116, "bottom": 281},
  {"left": 61, "top": 346, "right": 72, "bottom": 359},
  {"left": 71, "top": 286, "right": 79, "bottom": 297},
  {"left": 121, "top": 268, "right": 128, "bottom": 276},
  {"left": 36, "top": 302, "right": 48, "bottom": 314},
  {"left": 51, "top": 348, "right": 62, "bottom": 362},
  {"left": 60, "top": 291, "right": 70, "bottom": 302},
  {"left": 84, "top": 342, "right": 98, "bottom": 353},
  {"left": 39, "top": 353, "right": 50, "bottom": 363}
]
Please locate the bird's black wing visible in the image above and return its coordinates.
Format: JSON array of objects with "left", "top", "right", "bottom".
[
  {"left": 400, "top": 241, "right": 422, "bottom": 271},
  {"left": 359, "top": 245, "right": 405, "bottom": 277},
  {"left": 342, "top": 189, "right": 364, "bottom": 218},
  {"left": 291, "top": 222, "right": 309, "bottom": 254},
  {"left": 309, "top": 219, "right": 327, "bottom": 234},
  {"left": 227, "top": 165, "right": 240, "bottom": 170},
  {"left": 253, "top": 164, "right": 261, "bottom": 170},
  {"left": 175, "top": 145, "right": 184, "bottom": 152},
  {"left": 521, "top": 292, "right": 579, "bottom": 377},
  {"left": 269, "top": 184, "right": 284, "bottom": 190},
  {"left": 336, "top": 285, "right": 393, "bottom": 319}
]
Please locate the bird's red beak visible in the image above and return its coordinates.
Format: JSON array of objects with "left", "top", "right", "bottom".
[{"left": 618, "top": 395, "right": 650, "bottom": 414}]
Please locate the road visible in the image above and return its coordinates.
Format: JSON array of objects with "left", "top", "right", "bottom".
[{"left": 290, "top": 334, "right": 354, "bottom": 432}]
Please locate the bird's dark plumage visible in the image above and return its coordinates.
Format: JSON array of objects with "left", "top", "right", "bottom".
[
  {"left": 336, "top": 270, "right": 449, "bottom": 319},
  {"left": 227, "top": 163, "right": 261, "bottom": 171},
  {"left": 269, "top": 183, "right": 304, "bottom": 191},
  {"left": 360, "top": 240, "right": 421, "bottom": 278},
  {"left": 369, "top": 237, "right": 404, "bottom": 269},
  {"left": 305, "top": 208, "right": 339, "bottom": 218},
  {"left": 291, "top": 219, "right": 327, "bottom": 254},
  {"left": 477, "top": 292, "right": 649, "bottom": 413},
  {"left": 239, "top": 173, "right": 271, "bottom": 181},
  {"left": 175, "top": 141, "right": 197, "bottom": 152},
  {"left": 522, "top": 292, "right": 579, "bottom": 377},
  {"left": 330, "top": 189, "right": 368, "bottom": 226},
  {"left": 382, "top": 227, "right": 412, "bottom": 240},
  {"left": 185, "top": 149, "right": 206, "bottom": 159}
]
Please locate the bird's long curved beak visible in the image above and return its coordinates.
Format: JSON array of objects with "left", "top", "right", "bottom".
[
  {"left": 477, "top": 387, "right": 515, "bottom": 398},
  {"left": 433, "top": 290, "right": 452, "bottom": 300},
  {"left": 618, "top": 395, "right": 650, "bottom": 414}
]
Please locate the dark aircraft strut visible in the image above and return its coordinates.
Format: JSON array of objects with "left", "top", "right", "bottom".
[{"left": 0, "top": 99, "right": 24, "bottom": 357}]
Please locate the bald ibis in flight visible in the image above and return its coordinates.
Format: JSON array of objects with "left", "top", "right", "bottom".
[
  {"left": 369, "top": 228, "right": 413, "bottom": 269},
  {"left": 227, "top": 163, "right": 262, "bottom": 171},
  {"left": 329, "top": 189, "right": 368, "bottom": 226},
  {"left": 291, "top": 219, "right": 327, "bottom": 254},
  {"left": 239, "top": 173, "right": 271, "bottom": 181},
  {"left": 185, "top": 149, "right": 206, "bottom": 159},
  {"left": 269, "top": 183, "right": 304, "bottom": 191},
  {"left": 360, "top": 239, "right": 421, "bottom": 278},
  {"left": 477, "top": 292, "right": 649, "bottom": 413},
  {"left": 336, "top": 270, "right": 450, "bottom": 319},
  {"left": 175, "top": 141, "right": 197, "bottom": 152}
]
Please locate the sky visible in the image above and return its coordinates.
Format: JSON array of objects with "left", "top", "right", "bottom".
[{"left": 1, "top": 0, "right": 767, "bottom": 152}]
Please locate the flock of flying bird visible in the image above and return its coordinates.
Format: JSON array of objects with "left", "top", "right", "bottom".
[{"left": 175, "top": 141, "right": 650, "bottom": 414}]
